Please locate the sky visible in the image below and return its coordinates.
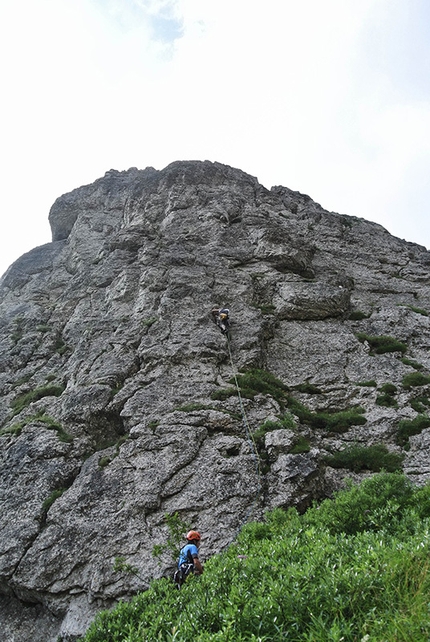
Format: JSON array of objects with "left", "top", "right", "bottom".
[{"left": 1, "top": 0, "right": 430, "bottom": 278}]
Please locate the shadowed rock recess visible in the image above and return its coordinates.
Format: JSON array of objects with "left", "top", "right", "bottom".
[{"left": 1, "top": 160, "right": 430, "bottom": 640}]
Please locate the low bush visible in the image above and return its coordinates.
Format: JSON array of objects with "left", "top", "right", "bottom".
[
  {"left": 1, "top": 412, "right": 72, "bottom": 442},
  {"left": 348, "top": 310, "right": 370, "bottom": 320},
  {"left": 410, "top": 396, "right": 430, "bottom": 413},
  {"left": 211, "top": 369, "right": 288, "bottom": 406},
  {"left": 287, "top": 397, "right": 367, "bottom": 433},
  {"left": 402, "top": 372, "right": 430, "bottom": 389},
  {"left": 356, "top": 380, "right": 377, "bottom": 387},
  {"left": 376, "top": 381, "right": 398, "bottom": 408},
  {"left": 325, "top": 443, "right": 403, "bottom": 473},
  {"left": 10, "top": 384, "right": 65, "bottom": 416},
  {"left": 397, "top": 414, "right": 430, "bottom": 448},
  {"left": 294, "top": 382, "right": 322, "bottom": 394},
  {"left": 356, "top": 333, "right": 407, "bottom": 355},
  {"left": 289, "top": 436, "right": 310, "bottom": 454},
  {"left": 401, "top": 357, "right": 424, "bottom": 370},
  {"left": 81, "top": 473, "right": 430, "bottom": 642},
  {"left": 406, "top": 305, "right": 428, "bottom": 316}
]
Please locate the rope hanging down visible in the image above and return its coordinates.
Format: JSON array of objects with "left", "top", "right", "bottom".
[{"left": 226, "top": 334, "right": 262, "bottom": 515}]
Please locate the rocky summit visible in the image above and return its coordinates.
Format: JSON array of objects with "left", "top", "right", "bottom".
[{"left": 1, "top": 160, "right": 430, "bottom": 641}]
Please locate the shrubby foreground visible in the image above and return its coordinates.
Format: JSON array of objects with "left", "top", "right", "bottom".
[{"left": 82, "top": 473, "right": 430, "bottom": 642}]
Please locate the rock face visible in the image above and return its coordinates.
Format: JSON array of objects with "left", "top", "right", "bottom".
[{"left": 1, "top": 160, "right": 430, "bottom": 640}]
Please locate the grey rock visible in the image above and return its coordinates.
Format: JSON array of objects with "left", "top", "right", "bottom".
[{"left": 1, "top": 160, "right": 430, "bottom": 640}]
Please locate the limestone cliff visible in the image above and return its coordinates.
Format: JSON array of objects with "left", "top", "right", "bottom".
[{"left": 1, "top": 161, "right": 430, "bottom": 641}]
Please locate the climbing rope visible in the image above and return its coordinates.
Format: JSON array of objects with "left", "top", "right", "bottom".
[{"left": 226, "top": 333, "right": 263, "bottom": 530}]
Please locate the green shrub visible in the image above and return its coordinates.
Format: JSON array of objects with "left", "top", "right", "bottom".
[
  {"left": 402, "top": 372, "right": 430, "bottom": 389},
  {"left": 211, "top": 369, "right": 288, "bottom": 406},
  {"left": 98, "top": 456, "right": 111, "bottom": 468},
  {"left": 406, "top": 305, "right": 428, "bottom": 316},
  {"left": 289, "top": 436, "right": 311, "bottom": 454},
  {"left": 287, "top": 397, "right": 366, "bottom": 433},
  {"left": 42, "top": 488, "right": 66, "bottom": 515},
  {"left": 397, "top": 414, "right": 430, "bottom": 448},
  {"left": 81, "top": 473, "right": 430, "bottom": 642},
  {"left": 356, "top": 333, "right": 407, "bottom": 354},
  {"left": 10, "top": 384, "right": 65, "bottom": 415},
  {"left": 401, "top": 357, "right": 424, "bottom": 370},
  {"left": 380, "top": 383, "right": 397, "bottom": 395},
  {"left": 253, "top": 413, "right": 296, "bottom": 449},
  {"left": 410, "top": 396, "right": 430, "bottom": 413},
  {"left": 210, "top": 387, "right": 237, "bottom": 401},
  {"left": 307, "top": 472, "right": 416, "bottom": 535},
  {"left": 376, "top": 383, "right": 398, "bottom": 407},
  {"left": 357, "top": 380, "right": 377, "bottom": 387},
  {"left": 142, "top": 318, "right": 158, "bottom": 327},
  {"left": 257, "top": 304, "right": 276, "bottom": 315},
  {"left": 348, "top": 310, "right": 370, "bottom": 320},
  {"left": 325, "top": 444, "right": 404, "bottom": 473},
  {"left": 1, "top": 412, "right": 72, "bottom": 442},
  {"left": 376, "top": 394, "right": 398, "bottom": 408},
  {"left": 54, "top": 338, "right": 70, "bottom": 355},
  {"left": 294, "top": 382, "right": 322, "bottom": 394}
]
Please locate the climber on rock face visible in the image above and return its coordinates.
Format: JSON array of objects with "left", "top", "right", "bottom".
[
  {"left": 211, "top": 307, "right": 230, "bottom": 336},
  {"left": 174, "top": 530, "right": 203, "bottom": 588}
]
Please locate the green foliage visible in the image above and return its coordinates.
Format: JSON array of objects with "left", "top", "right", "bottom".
[
  {"left": 210, "top": 387, "right": 237, "bottom": 401},
  {"left": 376, "top": 383, "right": 398, "bottom": 408},
  {"left": 113, "top": 557, "right": 145, "bottom": 583},
  {"left": 54, "top": 337, "right": 70, "bottom": 355},
  {"left": 380, "top": 383, "right": 397, "bottom": 395},
  {"left": 348, "top": 310, "right": 370, "bottom": 320},
  {"left": 402, "top": 371, "right": 430, "bottom": 389},
  {"left": 42, "top": 488, "right": 66, "bottom": 516},
  {"left": 356, "top": 380, "right": 377, "bottom": 387},
  {"left": 356, "top": 333, "right": 407, "bottom": 354},
  {"left": 98, "top": 436, "right": 128, "bottom": 466},
  {"left": 152, "top": 512, "right": 191, "bottom": 565},
  {"left": 401, "top": 357, "right": 424, "bottom": 370},
  {"left": 0, "top": 412, "right": 72, "bottom": 442},
  {"left": 409, "top": 395, "right": 430, "bottom": 413},
  {"left": 36, "top": 324, "right": 51, "bottom": 332},
  {"left": 233, "top": 369, "right": 288, "bottom": 404},
  {"left": 289, "top": 436, "right": 310, "bottom": 454},
  {"left": 325, "top": 444, "right": 404, "bottom": 473},
  {"left": 10, "top": 384, "right": 65, "bottom": 416},
  {"left": 376, "top": 394, "right": 398, "bottom": 408},
  {"left": 81, "top": 474, "right": 430, "bottom": 642},
  {"left": 406, "top": 305, "right": 428, "bottom": 316},
  {"left": 142, "top": 317, "right": 158, "bottom": 327},
  {"left": 397, "top": 414, "right": 430, "bottom": 448},
  {"left": 252, "top": 414, "right": 297, "bottom": 472},
  {"left": 211, "top": 369, "right": 288, "bottom": 406},
  {"left": 287, "top": 397, "right": 367, "bottom": 433},
  {"left": 98, "top": 456, "right": 111, "bottom": 468},
  {"left": 257, "top": 304, "right": 276, "bottom": 315},
  {"left": 294, "top": 382, "right": 322, "bottom": 394}
]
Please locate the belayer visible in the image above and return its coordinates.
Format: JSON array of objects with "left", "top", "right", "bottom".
[
  {"left": 174, "top": 530, "right": 203, "bottom": 589},
  {"left": 211, "top": 307, "right": 230, "bottom": 336}
]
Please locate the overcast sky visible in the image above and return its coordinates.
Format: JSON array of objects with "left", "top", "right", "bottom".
[{"left": 1, "top": 0, "right": 430, "bottom": 278}]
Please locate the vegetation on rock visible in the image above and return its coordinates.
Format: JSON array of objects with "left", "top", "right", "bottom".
[{"left": 81, "top": 473, "right": 430, "bottom": 642}]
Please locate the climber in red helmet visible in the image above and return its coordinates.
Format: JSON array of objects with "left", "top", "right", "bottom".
[{"left": 174, "top": 530, "right": 203, "bottom": 588}]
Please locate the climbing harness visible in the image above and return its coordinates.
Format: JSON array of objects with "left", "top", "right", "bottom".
[{"left": 212, "top": 307, "right": 230, "bottom": 336}]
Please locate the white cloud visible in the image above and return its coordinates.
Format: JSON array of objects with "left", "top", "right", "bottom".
[{"left": 1, "top": 0, "right": 430, "bottom": 277}]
